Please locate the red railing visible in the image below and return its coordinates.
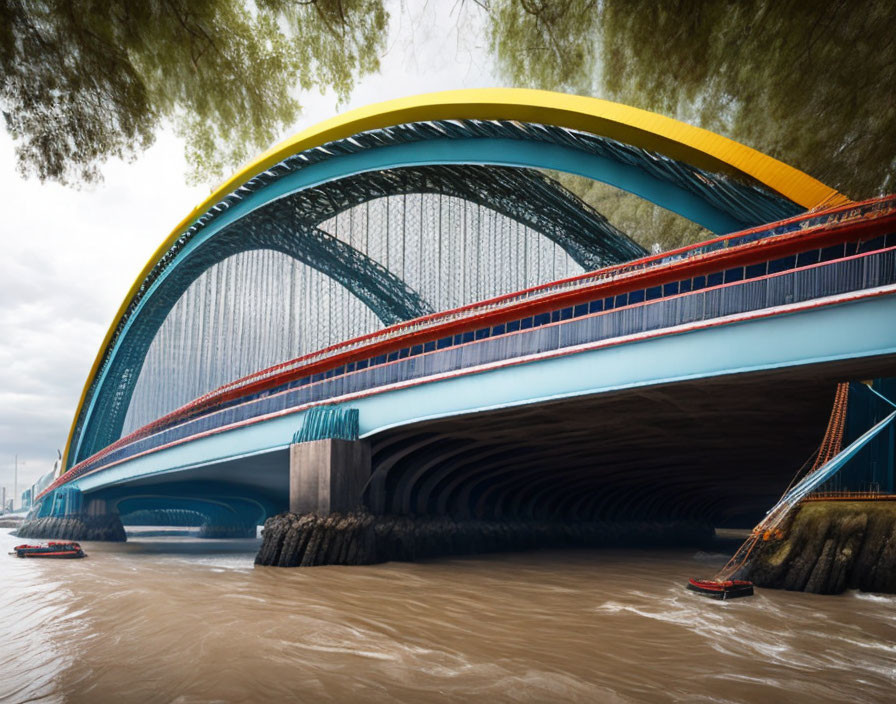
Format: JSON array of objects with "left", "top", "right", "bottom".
[
  {"left": 167, "top": 195, "right": 896, "bottom": 411},
  {"left": 54, "top": 195, "right": 896, "bottom": 491}
]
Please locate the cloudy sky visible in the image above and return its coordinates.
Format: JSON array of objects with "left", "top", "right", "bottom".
[{"left": 0, "top": 2, "right": 499, "bottom": 497}]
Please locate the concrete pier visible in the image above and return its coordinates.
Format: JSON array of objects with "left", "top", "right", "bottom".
[
  {"left": 289, "top": 439, "right": 371, "bottom": 516},
  {"left": 255, "top": 511, "right": 714, "bottom": 567}
]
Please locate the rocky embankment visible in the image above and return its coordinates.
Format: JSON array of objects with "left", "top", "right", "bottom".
[
  {"left": 746, "top": 501, "right": 896, "bottom": 594},
  {"left": 16, "top": 514, "right": 127, "bottom": 542},
  {"left": 255, "top": 511, "right": 713, "bottom": 567}
]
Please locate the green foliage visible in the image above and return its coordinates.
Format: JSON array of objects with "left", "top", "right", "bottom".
[
  {"left": 486, "top": 0, "right": 600, "bottom": 94},
  {"left": 484, "top": 0, "right": 896, "bottom": 244},
  {"left": 0, "top": 0, "right": 387, "bottom": 185},
  {"left": 546, "top": 171, "right": 709, "bottom": 253}
]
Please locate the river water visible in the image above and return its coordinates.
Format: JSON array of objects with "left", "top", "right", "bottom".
[{"left": 1, "top": 527, "right": 894, "bottom": 703}]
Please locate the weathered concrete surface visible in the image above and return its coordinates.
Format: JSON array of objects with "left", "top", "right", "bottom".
[
  {"left": 746, "top": 501, "right": 896, "bottom": 594},
  {"left": 255, "top": 511, "right": 713, "bottom": 567},
  {"left": 16, "top": 513, "right": 127, "bottom": 542},
  {"left": 290, "top": 439, "right": 370, "bottom": 516}
]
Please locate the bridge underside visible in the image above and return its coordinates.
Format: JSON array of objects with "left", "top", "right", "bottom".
[
  {"left": 367, "top": 356, "right": 896, "bottom": 527},
  {"left": 84, "top": 354, "right": 896, "bottom": 531},
  {"left": 97, "top": 453, "right": 287, "bottom": 531}
]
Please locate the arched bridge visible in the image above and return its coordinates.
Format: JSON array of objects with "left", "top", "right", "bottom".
[{"left": 28, "top": 89, "right": 895, "bottom": 541}]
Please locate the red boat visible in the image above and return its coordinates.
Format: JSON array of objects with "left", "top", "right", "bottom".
[
  {"left": 687, "top": 578, "right": 753, "bottom": 600},
  {"left": 10, "top": 542, "right": 86, "bottom": 559}
]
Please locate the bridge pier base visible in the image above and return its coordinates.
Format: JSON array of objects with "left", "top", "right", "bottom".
[
  {"left": 17, "top": 497, "right": 126, "bottom": 542},
  {"left": 255, "top": 511, "right": 714, "bottom": 567},
  {"left": 289, "top": 439, "right": 371, "bottom": 516}
]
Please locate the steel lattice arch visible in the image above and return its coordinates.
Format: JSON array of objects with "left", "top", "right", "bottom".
[{"left": 63, "top": 89, "right": 847, "bottom": 471}]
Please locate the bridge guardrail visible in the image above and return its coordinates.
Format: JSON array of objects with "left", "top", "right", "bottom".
[
  {"left": 184, "top": 196, "right": 896, "bottom": 403},
  {"left": 55, "top": 244, "right": 896, "bottom": 489}
]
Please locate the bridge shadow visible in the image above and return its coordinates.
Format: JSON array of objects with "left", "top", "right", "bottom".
[{"left": 367, "top": 361, "right": 896, "bottom": 529}]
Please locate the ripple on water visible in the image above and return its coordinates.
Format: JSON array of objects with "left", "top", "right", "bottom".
[{"left": 2, "top": 530, "right": 896, "bottom": 703}]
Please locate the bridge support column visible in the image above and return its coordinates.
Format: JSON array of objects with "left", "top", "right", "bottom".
[{"left": 289, "top": 439, "right": 371, "bottom": 515}]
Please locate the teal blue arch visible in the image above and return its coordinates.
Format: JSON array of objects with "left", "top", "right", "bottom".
[{"left": 72, "top": 137, "right": 746, "bottom": 465}]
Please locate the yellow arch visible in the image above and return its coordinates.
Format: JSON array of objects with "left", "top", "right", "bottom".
[{"left": 61, "top": 88, "right": 848, "bottom": 472}]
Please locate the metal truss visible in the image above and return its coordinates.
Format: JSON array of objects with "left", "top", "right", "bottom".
[
  {"left": 76, "top": 165, "right": 645, "bottom": 461},
  {"left": 287, "top": 165, "right": 645, "bottom": 269},
  {"left": 69, "top": 115, "right": 803, "bottom": 467}
]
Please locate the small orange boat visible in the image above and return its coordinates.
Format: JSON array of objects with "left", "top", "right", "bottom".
[
  {"left": 687, "top": 578, "right": 753, "bottom": 600},
  {"left": 10, "top": 542, "right": 86, "bottom": 559}
]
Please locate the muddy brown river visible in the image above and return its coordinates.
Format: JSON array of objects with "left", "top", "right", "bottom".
[{"left": 1, "top": 528, "right": 894, "bottom": 703}]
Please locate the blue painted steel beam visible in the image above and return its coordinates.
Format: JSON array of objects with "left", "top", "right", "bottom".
[
  {"left": 69, "top": 292, "right": 896, "bottom": 494},
  {"left": 111, "top": 140, "right": 752, "bottom": 363},
  {"left": 71, "top": 138, "right": 748, "bottom": 465},
  {"left": 75, "top": 160, "right": 647, "bottom": 462}
]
